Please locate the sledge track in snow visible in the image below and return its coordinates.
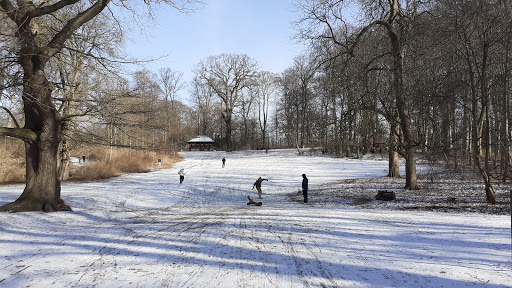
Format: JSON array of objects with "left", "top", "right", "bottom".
[{"left": 1, "top": 150, "right": 510, "bottom": 287}]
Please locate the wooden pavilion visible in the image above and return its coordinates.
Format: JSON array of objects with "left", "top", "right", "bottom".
[{"left": 187, "top": 135, "right": 215, "bottom": 151}]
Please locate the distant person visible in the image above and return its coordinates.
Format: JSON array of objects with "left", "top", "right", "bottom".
[
  {"left": 222, "top": 157, "right": 226, "bottom": 168},
  {"left": 302, "top": 174, "right": 309, "bottom": 203},
  {"left": 82, "top": 155, "right": 86, "bottom": 163},
  {"left": 78, "top": 156, "right": 81, "bottom": 164},
  {"left": 252, "top": 177, "right": 268, "bottom": 199},
  {"left": 178, "top": 168, "right": 186, "bottom": 184}
]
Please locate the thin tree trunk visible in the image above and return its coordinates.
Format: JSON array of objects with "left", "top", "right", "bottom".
[
  {"left": 57, "top": 140, "right": 70, "bottom": 181},
  {"left": 388, "top": 25, "right": 419, "bottom": 190},
  {"left": 388, "top": 120, "right": 401, "bottom": 178},
  {"left": 501, "top": 43, "right": 510, "bottom": 183}
]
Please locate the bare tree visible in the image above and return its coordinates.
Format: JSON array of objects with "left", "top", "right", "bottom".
[
  {"left": 47, "top": 6, "right": 125, "bottom": 180},
  {"left": 158, "top": 67, "right": 184, "bottom": 149},
  {"left": 159, "top": 68, "right": 184, "bottom": 104},
  {"left": 191, "top": 75, "right": 218, "bottom": 137},
  {"left": 280, "top": 67, "right": 301, "bottom": 148},
  {"left": 283, "top": 55, "right": 317, "bottom": 149},
  {"left": 438, "top": 0, "right": 512, "bottom": 204},
  {"left": 195, "top": 54, "right": 258, "bottom": 152},
  {"left": 255, "top": 71, "right": 279, "bottom": 149},
  {"left": 0, "top": 0, "right": 200, "bottom": 212},
  {"left": 238, "top": 89, "right": 256, "bottom": 149},
  {"left": 295, "top": 0, "right": 425, "bottom": 189}
]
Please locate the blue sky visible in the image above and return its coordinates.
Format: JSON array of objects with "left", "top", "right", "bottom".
[{"left": 125, "top": 0, "right": 306, "bottom": 96}]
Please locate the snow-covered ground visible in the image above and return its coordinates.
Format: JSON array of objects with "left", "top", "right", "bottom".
[{"left": 0, "top": 149, "right": 510, "bottom": 287}]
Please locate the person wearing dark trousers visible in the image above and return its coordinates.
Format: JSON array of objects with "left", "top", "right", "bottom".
[
  {"left": 252, "top": 177, "right": 268, "bottom": 199},
  {"left": 222, "top": 157, "right": 226, "bottom": 168},
  {"left": 178, "top": 168, "right": 186, "bottom": 184},
  {"left": 302, "top": 174, "right": 308, "bottom": 203}
]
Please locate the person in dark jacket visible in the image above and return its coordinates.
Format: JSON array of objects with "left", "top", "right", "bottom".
[
  {"left": 302, "top": 174, "right": 308, "bottom": 203},
  {"left": 222, "top": 157, "right": 226, "bottom": 168},
  {"left": 252, "top": 177, "right": 268, "bottom": 199}
]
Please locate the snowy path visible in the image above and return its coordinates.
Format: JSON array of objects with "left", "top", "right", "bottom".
[{"left": 0, "top": 150, "right": 510, "bottom": 287}]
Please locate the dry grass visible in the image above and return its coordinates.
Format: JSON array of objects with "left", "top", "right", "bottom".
[
  {"left": 0, "top": 140, "right": 25, "bottom": 184},
  {"left": 70, "top": 147, "right": 182, "bottom": 181},
  {"left": 0, "top": 141, "right": 182, "bottom": 184},
  {"left": 69, "top": 161, "right": 120, "bottom": 181}
]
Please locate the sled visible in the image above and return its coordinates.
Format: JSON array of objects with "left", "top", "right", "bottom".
[{"left": 247, "top": 196, "right": 262, "bottom": 206}]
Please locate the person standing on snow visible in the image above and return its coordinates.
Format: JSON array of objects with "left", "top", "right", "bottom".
[
  {"left": 302, "top": 174, "right": 309, "bottom": 203},
  {"left": 178, "top": 168, "right": 186, "bottom": 184},
  {"left": 252, "top": 177, "right": 268, "bottom": 199},
  {"left": 222, "top": 157, "right": 226, "bottom": 168}
]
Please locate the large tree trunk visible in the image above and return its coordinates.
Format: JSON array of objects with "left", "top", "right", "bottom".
[
  {"left": 224, "top": 111, "right": 233, "bottom": 152},
  {"left": 0, "top": 68, "right": 71, "bottom": 212},
  {"left": 404, "top": 147, "right": 418, "bottom": 190}
]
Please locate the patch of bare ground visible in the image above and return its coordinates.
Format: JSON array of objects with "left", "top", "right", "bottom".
[{"left": 291, "top": 166, "right": 511, "bottom": 215}]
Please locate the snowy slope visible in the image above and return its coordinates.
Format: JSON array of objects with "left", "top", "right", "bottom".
[{"left": 0, "top": 149, "right": 510, "bottom": 287}]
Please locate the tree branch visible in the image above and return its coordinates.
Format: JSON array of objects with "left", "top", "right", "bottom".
[
  {"left": 31, "top": 0, "right": 81, "bottom": 18},
  {"left": 0, "top": 0, "right": 16, "bottom": 21},
  {"left": 0, "top": 127, "right": 38, "bottom": 143},
  {"left": 46, "top": 0, "right": 111, "bottom": 58},
  {"left": 0, "top": 106, "right": 21, "bottom": 128}
]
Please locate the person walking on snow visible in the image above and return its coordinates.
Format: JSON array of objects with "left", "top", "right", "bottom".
[
  {"left": 302, "top": 174, "right": 309, "bottom": 203},
  {"left": 178, "top": 168, "right": 186, "bottom": 184},
  {"left": 222, "top": 157, "right": 226, "bottom": 168},
  {"left": 252, "top": 177, "right": 268, "bottom": 199}
]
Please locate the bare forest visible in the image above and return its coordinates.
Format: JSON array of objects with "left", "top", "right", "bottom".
[{"left": 1, "top": 0, "right": 511, "bottom": 211}]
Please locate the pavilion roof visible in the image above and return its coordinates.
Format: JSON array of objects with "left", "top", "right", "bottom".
[{"left": 187, "top": 135, "right": 215, "bottom": 143}]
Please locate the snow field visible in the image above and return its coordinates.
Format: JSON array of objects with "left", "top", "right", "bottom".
[{"left": 0, "top": 149, "right": 510, "bottom": 287}]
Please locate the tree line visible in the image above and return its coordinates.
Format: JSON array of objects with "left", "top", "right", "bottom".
[
  {"left": 193, "top": 0, "right": 512, "bottom": 204},
  {"left": 0, "top": 0, "right": 510, "bottom": 211}
]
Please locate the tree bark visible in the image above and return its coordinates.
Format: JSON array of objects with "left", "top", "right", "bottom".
[
  {"left": 501, "top": 41, "right": 510, "bottom": 183},
  {"left": 387, "top": 118, "right": 401, "bottom": 178},
  {"left": 0, "top": 67, "right": 71, "bottom": 212},
  {"left": 0, "top": 0, "right": 111, "bottom": 212},
  {"left": 387, "top": 20, "right": 419, "bottom": 189},
  {"left": 223, "top": 111, "right": 233, "bottom": 152},
  {"left": 388, "top": 150, "right": 401, "bottom": 178},
  {"left": 58, "top": 140, "right": 70, "bottom": 181}
]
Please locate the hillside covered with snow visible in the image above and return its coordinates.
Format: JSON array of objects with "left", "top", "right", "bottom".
[{"left": 1, "top": 149, "right": 510, "bottom": 287}]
